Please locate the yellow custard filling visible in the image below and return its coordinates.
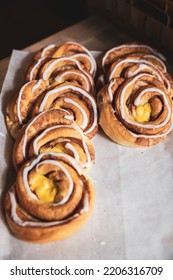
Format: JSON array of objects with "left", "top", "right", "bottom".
[
  {"left": 41, "top": 146, "right": 66, "bottom": 154},
  {"left": 30, "top": 174, "right": 57, "bottom": 203},
  {"left": 135, "top": 102, "right": 151, "bottom": 123},
  {"left": 50, "top": 79, "right": 65, "bottom": 87}
]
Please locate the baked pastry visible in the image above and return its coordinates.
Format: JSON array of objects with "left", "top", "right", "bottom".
[
  {"left": 31, "top": 82, "right": 98, "bottom": 139},
  {"left": 54, "top": 68, "right": 94, "bottom": 93},
  {"left": 6, "top": 79, "right": 49, "bottom": 138},
  {"left": 102, "top": 42, "right": 166, "bottom": 72},
  {"left": 4, "top": 152, "right": 95, "bottom": 243},
  {"left": 4, "top": 41, "right": 97, "bottom": 243},
  {"left": 33, "top": 42, "right": 97, "bottom": 77},
  {"left": 26, "top": 56, "right": 94, "bottom": 89},
  {"left": 13, "top": 108, "right": 73, "bottom": 168},
  {"left": 106, "top": 53, "right": 173, "bottom": 97},
  {"left": 13, "top": 108, "right": 95, "bottom": 170},
  {"left": 6, "top": 70, "right": 95, "bottom": 139},
  {"left": 97, "top": 74, "right": 172, "bottom": 147}
]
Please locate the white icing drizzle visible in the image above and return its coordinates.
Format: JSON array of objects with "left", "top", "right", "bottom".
[
  {"left": 31, "top": 79, "right": 43, "bottom": 92},
  {"left": 102, "top": 44, "right": 166, "bottom": 71},
  {"left": 134, "top": 88, "right": 170, "bottom": 127},
  {"left": 71, "top": 53, "right": 95, "bottom": 76},
  {"left": 109, "top": 58, "right": 171, "bottom": 92},
  {"left": 119, "top": 73, "right": 171, "bottom": 129},
  {"left": 143, "top": 54, "right": 167, "bottom": 71},
  {"left": 64, "top": 115, "right": 74, "bottom": 120},
  {"left": 36, "top": 159, "right": 73, "bottom": 206},
  {"left": 38, "top": 84, "right": 97, "bottom": 135},
  {"left": 17, "top": 81, "right": 34, "bottom": 125},
  {"left": 80, "top": 192, "right": 89, "bottom": 214},
  {"left": 9, "top": 189, "right": 89, "bottom": 227},
  {"left": 108, "top": 79, "right": 116, "bottom": 102},
  {"left": 29, "top": 57, "right": 45, "bottom": 81},
  {"left": 22, "top": 109, "right": 72, "bottom": 158},
  {"left": 65, "top": 41, "right": 97, "bottom": 77},
  {"left": 32, "top": 124, "right": 91, "bottom": 168},
  {"left": 42, "top": 57, "right": 93, "bottom": 86},
  {"left": 55, "top": 70, "right": 90, "bottom": 91},
  {"left": 130, "top": 117, "right": 173, "bottom": 138},
  {"left": 55, "top": 108, "right": 74, "bottom": 120},
  {"left": 127, "top": 63, "right": 161, "bottom": 80},
  {"left": 22, "top": 152, "right": 82, "bottom": 205},
  {"left": 41, "top": 44, "right": 56, "bottom": 58},
  {"left": 64, "top": 98, "right": 88, "bottom": 130},
  {"left": 65, "top": 143, "right": 80, "bottom": 163}
]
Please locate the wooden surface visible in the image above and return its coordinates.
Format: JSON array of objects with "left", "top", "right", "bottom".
[{"left": 0, "top": 15, "right": 133, "bottom": 90}]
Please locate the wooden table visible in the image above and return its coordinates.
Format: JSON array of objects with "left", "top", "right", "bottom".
[{"left": 0, "top": 15, "right": 133, "bottom": 90}]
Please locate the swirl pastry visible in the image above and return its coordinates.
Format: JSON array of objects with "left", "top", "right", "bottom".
[
  {"left": 102, "top": 42, "right": 166, "bottom": 72},
  {"left": 6, "top": 79, "right": 49, "bottom": 138},
  {"left": 6, "top": 73, "right": 95, "bottom": 139},
  {"left": 13, "top": 108, "right": 95, "bottom": 170},
  {"left": 26, "top": 56, "right": 94, "bottom": 89},
  {"left": 106, "top": 54, "right": 173, "bottom": 97},
  {"left": 4, "top": 152, "right": 95, "bottom": 243},
  {"left": 54, "top": 68, "right": 94, "bottom": 93},
  {"left": 33, "top": 42, "right": 97, "bottom": 77},
  {"left": 97, "top": 74, "right": 173, "bottom": 147},
  {"left": 31, "top": 82, "right": 98, "bottom": 139},
  {"left": 13, "top": 108, "right": 73, "bottom": 168}
]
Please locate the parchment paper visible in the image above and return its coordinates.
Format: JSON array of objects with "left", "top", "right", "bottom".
[{"left": 0, "top": 50, "right": 173, "bottom": 260}]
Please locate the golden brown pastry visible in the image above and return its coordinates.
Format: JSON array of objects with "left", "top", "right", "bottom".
[
  {"left": 31, "top": 82, "right": 98, "bottom": 139},
  {"left": 54, "top": 68, "right": 94, "bottom": 93},
  {"left": 33, "top": 42, "right": 97, "bottom": 77},
  {"left": 102, "top": 42, "right": 166, "bottom": 72},
  {"left": 106, "top": 53, "right": 173, "bottom": 97},
  {"left": 6, "top": 72, "right": 95, "bottom": 139},
  {"left": 4, "top": 152, "right": 95, "bottom": 243},
  {"left": 13, "top": 108, "right": 73, "bottom": 168},
  {"left": 26, "top": 56, "right": 94, "bottom": 88},
  {"left": 97, "top": 74, "right": 173, "bottom": 147},
  {"left": 13, "top": 108, "right": 95, "bottom": 170},
  {"left": 4, "top": 41, "right": 98, "bottom": 244},
  {"left": 6, "top": 79, "right": 49, "bottom": 138}
]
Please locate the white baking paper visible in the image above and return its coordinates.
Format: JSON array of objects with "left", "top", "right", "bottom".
[{"left": 0, "top": 50, "right": 173, "bottom": 260}]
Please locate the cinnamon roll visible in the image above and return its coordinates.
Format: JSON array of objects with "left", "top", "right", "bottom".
[
  {"left": 31, "top": 82, "right": 98, "bottom": 139},
  {"left": 26, "top": 57, "right": 94, "bottom": 89},
  {"left": 33, "top": 42, "right": 97, "bottom": 77},
  {"left": 106, "top": 54, "right": 173, "bottom": 97},
  {"left": 13, "top": 108, "right": 95, "bottom": 170},
  {"left": 6, "top": 79, "right": 49, "bottom": 138},
  {"left": 13, "top": 108, "right": 74, "bottom": 169},
  {"left": 97, "top": 74, "right": 173, "bottom": 147},
  {"left": 102, "top": 42, "right": 166, "bottom": 72},
  {"left": 54, "top": 69, "right": 94, "bottom": 93},
  {"left": 4, "top": 152, "right": 95, "bottom": 243}
]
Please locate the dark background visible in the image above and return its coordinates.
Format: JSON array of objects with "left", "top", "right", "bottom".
[{"left": 0, "top": 0, "right": 88, "bottom": 59}]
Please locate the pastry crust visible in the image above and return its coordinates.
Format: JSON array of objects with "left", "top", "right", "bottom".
[
  {"left": 4, "top": 158, "right": 95, "bottom": 243},
  {"left": 54, "top": 68, "right": 94, "bottom": 93},
  {"left": 106, "top": 53, "right": 173, "bottom": 97},
  {"left": 31, "top": 82, "right": 98, "bottom": 139},
  {"left": 13, "top": 108, "right": 95, "bottom": 170},
  {"left": 102, "top": 42, "right": 166, "bottom": 72},
  {"left": 13, "top": 108, "right": 74, "bottom": 169},
  {"left": 4, "top": 41, "right": 97, "bottom": 244},
  {"left": 33, "top": 42, "right": 97, "bottom": 77},
  {"left": 6, "top": 79, "right": 49, "bottom": 138},
  {"left": 97, "top": 75, "right": 172, "bottom": 147}
]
